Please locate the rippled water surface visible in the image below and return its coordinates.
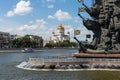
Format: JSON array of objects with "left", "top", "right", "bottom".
[{"left": 0, "top": 49, "right": 120, "bottom": 80}]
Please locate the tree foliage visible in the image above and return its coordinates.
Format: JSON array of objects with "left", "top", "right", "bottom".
[
  {"left": 45, "top": 43, "right": 53, "bottom": 48},
  {"left": 45, "top": 40, "right": 78, "bottom": 48},
  {"left": 13, "top": 35, "right": 37, "bottom": 48}
]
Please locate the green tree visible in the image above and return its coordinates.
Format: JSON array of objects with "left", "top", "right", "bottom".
[
  {"left": 60, "top": 40, "right": 70, "bottom": 47},
  {"left": 70, "top": 42, "right": 78, "bottom": 47},
  {"left": 44, "top": 40, "right": 78, "bottom": 48},
  {"left": 45, "top": 43, "right": 53, "bottom": 48},
  {"left": 13, "top": 35, "right": 38, "bottom": 48}
]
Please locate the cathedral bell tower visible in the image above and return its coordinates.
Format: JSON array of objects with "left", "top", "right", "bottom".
[{"left": 57, "top": 24, "right": 64, "bottom": 36}]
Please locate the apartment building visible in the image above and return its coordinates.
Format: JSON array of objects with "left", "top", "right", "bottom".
[{"left": 0, "top": 32, "right": 10, "bottom": 48}]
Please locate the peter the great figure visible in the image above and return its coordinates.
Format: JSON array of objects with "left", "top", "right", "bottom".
[{"left": 77, "top": 0, "right": 120, "bottom": 53}]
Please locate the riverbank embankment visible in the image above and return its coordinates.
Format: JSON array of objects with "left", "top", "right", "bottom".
[
  {"left": 0, "top": 48, "right": 45, "bottom": 53},
  {"left": 0, "top": 48, "right": 77, "bottom": 53}
]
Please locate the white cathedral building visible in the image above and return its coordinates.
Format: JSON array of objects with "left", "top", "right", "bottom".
[{"left": 50, "top": 24, "right": 70, "bottom": 43}]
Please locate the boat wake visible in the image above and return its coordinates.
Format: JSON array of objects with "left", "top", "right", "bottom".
[
  {"left": 16, "top": 62, "right": 29, "bottom": 69},
  {"left": 16, "top": 62, "right": 120, "bottom": 71}
]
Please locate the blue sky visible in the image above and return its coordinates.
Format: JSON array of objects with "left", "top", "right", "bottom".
[{"left": 0, "top": 0, "right": 93, "bottom": 41}]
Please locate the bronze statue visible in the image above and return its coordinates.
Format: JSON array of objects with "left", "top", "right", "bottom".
[{"left": 77, "top": 0, "right": 120, "bottom": 53}]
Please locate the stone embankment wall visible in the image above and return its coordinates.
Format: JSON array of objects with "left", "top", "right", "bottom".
[{"left": 27, "top": 57, "right": 120, "bottom": 69}]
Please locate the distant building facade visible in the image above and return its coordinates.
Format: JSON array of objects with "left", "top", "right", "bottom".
[
  {"left": 0, "top": 31, "right": 44, "bottom": 48},
  {"left": 12, "top": 34, "right": 22, "bottom": 39},
  {"left": 0, "top": 32, "right": 10, "bottom": 48},
  {"left": 10, "top": 34, "right": 22, "bottom": 48},
  {"left": 50, "top": 24, "right": 70, "bottom": 43}
]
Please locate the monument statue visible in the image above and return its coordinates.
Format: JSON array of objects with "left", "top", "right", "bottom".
[{"left": 76, "top": 0, "right": 120, "bottom": 53}]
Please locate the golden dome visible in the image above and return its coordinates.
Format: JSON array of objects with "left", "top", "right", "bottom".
[{"left": 57, "top": 24, "right": 64, "bottom": 30}]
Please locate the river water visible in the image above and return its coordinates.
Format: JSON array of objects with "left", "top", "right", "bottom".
[{"left": 0, "top": 48, "right": 120, "bottom": 80}]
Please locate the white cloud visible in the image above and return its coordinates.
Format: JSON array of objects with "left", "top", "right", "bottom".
[
  {"left": 18, "top": 24, "right": 37, "bottom": 31},
  {"left": 18, "top": 19, "right": 47, "bottom": 31},
  {"left": 48, "top": 15, "right": 55, "bottom": 19},
  {"left": 48, "top": 5, "right": 54, "bottom": 9},
  {"left": 36, "top": 19, "right": 47, "bottom": 25},
  {"left": 48, "top": 9, "right": 72, "bottom": 21},
  {"left": 15, "top": 19, "right": 53, "bottom": 39},
  {"left": 6, "top": 0, "right": 32, "bottom": 17},
  {"left": 55, "top": 9, "right": 72, "bottom": 21},
  {"left": 6, "top": 11, "right": 14, "bottom": 17}
]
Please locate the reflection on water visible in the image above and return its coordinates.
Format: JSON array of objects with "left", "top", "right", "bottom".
[{"left": 0, "top": 49, "right": 120, "bottom": 80}]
